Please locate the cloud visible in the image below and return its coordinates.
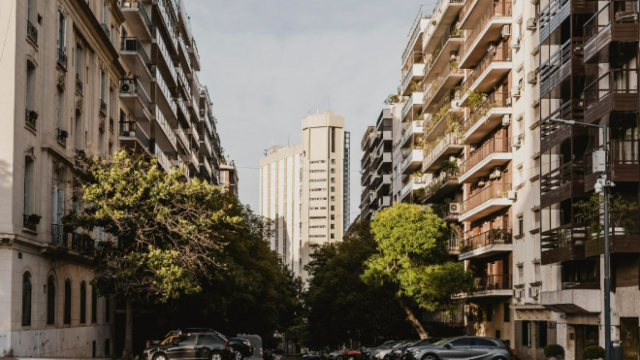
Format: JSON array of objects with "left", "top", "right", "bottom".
[{"left": 187, "top": 0, "right": 428, "bottom": 216}]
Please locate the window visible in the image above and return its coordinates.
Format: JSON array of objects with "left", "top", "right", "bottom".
[
  {"left": 503, "top": 303, "right": 510, "bottom": 322},
  {"left": 198, "top": 335, "right": 219, "bottom": 346},
  {"left": 109, "top": 89, "right": 114, "bottom": 119},
  {"left": 536, "top": 322, "right": 548, "bottom": 348},
  {"left": 23, "top": 157, "right": 34, "bottom": 217},
  {"left": 450, "top": 338, "right": 473, "bottom": 347},
  {"left": 331, "top": 127, "right": 336, "bottom": 153},
  {"left": 518, "top": 216, "right": 524, "bottom": 236},
  {"left": 27, "top": 0, "right": 36, "bottom": 22},
  {"left": 26, "top": 61, "right": 36, "bottom": 111},
  {"left": 475, "top": 339, "right": 498, "bottom": 347},
  {"left": 64, "top": 279, "right": 72, "bottom": 324},
  {"left": 331, "top": 177, "right": 335, "bottom": 183},
  {"left": 52, "top": 186, "right": 65, "bottom": 226},
  {"left": 534, "top": 262, "right": 541, "bottom": 283},
  {"left": 47, "top": 276, "right": 56, "bottom": 325},
  {"left": 56, "top": 89, "right": 64, "bottom": 128},
  {"left": 485, "top": 303, "right": 493, "bottom": 321},
  {"left": 331, "top": 159, "right": 335, "bottom": 165},
  {"left": 522, "top": 321, "right": 532, "bottom": 347},
  {"left": 105, "top": 297, "right": 110, "bottom": 323},
  {"left": 330, "top": 224, "right": 335, "bottom": 230},
  {"left": 100, "top": 70, "right": 106, "bottom": 101},
  {"left": 177, "top": 335, "right": 196, "bottom": 346},
  {"left": 330, "top": 206, "right": 335, "bottom": 211},
  {"left": 330, "top": 233, "right": 335, "bottom": 239},
  {"left": 96, "top": 227, "right": 104, "bottom": 243},
  {"left": 22, "top": 272, "right": 32, "bottom": 326},
  {"left": 102, "top": 2, "right": 109, "bottom": 24},
  {"left": 76, "top": 45, "right": 83, "bottom": 82},
  {"left": 330, "top": 196, "right": 335, "bottom": 202},
  {"left": 91, "top": 286, "right": 97, "bottom": 323},
  {"left": 79, "top": 282, "right": 87, "bottom": 324},
  {"left": 331, "top": 168, "right": 335, "bottom": 174},
  {"left": 330, "top": 187, "right": 335, "bottom": 192},
  {"left": 330, "top": 215, "right": 335, "bottom": 220},
  {"left": 518, "top": 264, "right": 524, "bottom": 285},
  {"left": 57, "top": 11, "right": 66, "bottom": 51}
]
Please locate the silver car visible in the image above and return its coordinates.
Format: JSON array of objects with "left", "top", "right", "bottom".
[
  {"left": 405, "top": 337, "right": 517, "bottom": 360},
  {"left": 371, "top": 341, "right": 414, "bottom": 360}
]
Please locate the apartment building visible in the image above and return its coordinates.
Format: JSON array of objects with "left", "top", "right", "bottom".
[
  {"left": 260, "top": 111, "right": 348, "bottom": 280},
  {"left": 360, "top": 109, "right": 393, "bottom": 220},
  {"left": 0, "top": 0, "right": 223, "bottom": 357},
  {"left": 220, "top": 160, "right": 239, "bottom": 196}
]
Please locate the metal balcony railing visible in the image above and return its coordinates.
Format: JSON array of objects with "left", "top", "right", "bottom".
[
  {"left": 120, "top": 78, "right": 152, "bottom": 114},
  {"left": 51, "top": 224, "right": 66, "bottom": 246},
  {"left": 460, "top": 229, "right": 513, "bottom": 254},
  {"left": 119, "top": 121, "right": 150, "bottom": 149},
  {"left": 540, "top": 160, "right": 584, "bottom": 196},
  {"left": 71, "top": 232, "right": 95, "bottom": 256},
  {"left": 23, "top": 214, "right": 38, "bottom": 232},
  {"left": 584, "top": 1, "right": 639, "bottom": 46},
  {"left": 461, "top": 182, "right": 512, "bottom": 214},
  {"left": 76, "top": 74, "right": 83, "bottom": 94},
  {"left": 25, "top": 109, "right": 38, "bottom": 130},
  {"left": 584, "top": 69, "right": 639, "bottom": 109},
  {"left": 56, "top": 128, "right": 68, "bottom": 147},
  {"left": 57, "top": 48, "right": 68, "bottom": 70},
  {"left": 423, "top": 62, "right": 464, "bottom": 106},
  {"left": 122, "top": 1, "right": 153, "bottom": 30},
  {"left": 474, "top": 274, "right": 512, "bottom": 291},
  {"left": 27, "top": 21, "right": 37, "bottom": 44},
  {"left": 462, "top": 92, "right": 511, "bottom": 130},
  {"left": 460, "top": 138, "right": 511, "bottom": 175},
  {"left": 462, "top": 2, "right": 512, "bottom": 56},
  {"left": 461, "top": 43, "right": 511, "bottom": 90},
  {"left": 121, "top": 37, "right": 153, "bottom": 72}
]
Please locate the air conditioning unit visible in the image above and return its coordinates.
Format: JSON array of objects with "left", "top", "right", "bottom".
[
  {"left": 529, "top": 287, "right": 540, "bottom": 298},
  {"left": 449, "top": 203, "right": 461, "bottom": 215},
  {"left": 505, "top": 97, "right": 513, "bottom": 106},
  {"left": 502, "top": 114, "right": 511, "bottom": 127},
  {"left": 502, "top": 25, "right": 511, "bottom": 38},
  {"left": 508, "top": 190, "right": 518, "bottom": 200},
  {"left": 527, "top": 71, "right": 538, "bottom": 84},
  {"left": 489, "top": 167, "right": 502, "bottom": 180},
  {"left": 526, "top": 18, "right": 538, "bottom": 30},
  {"left": 450, "top": 52, "right": 458, "bottom": 60},
  {"left": 121, "top": 82, "right": 134, "bottom": 93},
  {"left": 514, "top": 289, "right": 523, "bottom": 299}
]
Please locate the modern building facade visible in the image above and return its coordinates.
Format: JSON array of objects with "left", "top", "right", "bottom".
[
  {"left": 220, "top": 161, "right": 239, "bottom": 196},
  {"left": 0, "top": 0, "right": 224, "bottom": 357},
  {"left": 260, "top": 111, "right": 347, "bottom": 280},
  {"left": 359, "top": 109, "right": 393, "bottom": 220}
]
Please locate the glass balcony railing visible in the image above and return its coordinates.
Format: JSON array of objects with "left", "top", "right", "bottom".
[
  {"left": 584, "top": 69, "right": 639, "bottom": 109},
  {"left": 584, "top": 1, "right": 638, "bottom": 46}
]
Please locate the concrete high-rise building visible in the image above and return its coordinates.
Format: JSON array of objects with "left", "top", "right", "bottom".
[
  {"left": 360, "top": 109, "right": 393, "bottom": 220},
  {"left": 260, "top": 111, "right": 347, "bottom": 280},
  {"left": 0, "top": 0, "right": 224, "bottom": 357},
  {"left": 220, "top": 161, "right": 239, "bottom": 197}
]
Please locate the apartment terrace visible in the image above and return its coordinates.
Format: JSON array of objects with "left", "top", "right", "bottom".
[
  {"left": 424, "top": 102, "right": 463, "bottom": 142},
  {"left": 458, "top": 228, "right": 513, "bottom": 260},
  {"left": 400, "top": 177, "right": 427, "bottom": 202},
  {"left": 540, "top": 160, "right": 585, "bottom": 208},
  {"left": 463, "top": 92, "right": 512, "bottom": 143},
  {"left": 459, "top": 2, "right": 512, "bottom": 69},
  {"left": 458, "top": 137, "right": 512, "bottom": 183},
  {"left": 423, "top": 0, "right": 466, "bottom": 54},
  {"left": 584, "top": 69, "right": 639, "bottom": 123},
  {"left": 401, "top": 53, "right": 427, "bottom": 96},
  {"left": 401, "top": 149, "right": 425, "bottom": 174},
  {"left": 422, "top": 171, "right": 460, "bottom": 203},
  {"left": 422, "top": 132, "right": 465, "bottom": 172},
  {"left": 154, "top": 68, "right": 178, "bottom": 121},
  {"left": 402, "top": 12, "right": 430, "bottom": 68},
  {"left": 539, "top": 100, "right": 585, "bottom": 153},
  {"left": 459, "top": 43, "right": 511, "bottom": 101},
  {"left": 153, "top": 144, "right": 173, "bottom": 172},
  {"left": 583, "top": 0, "right": 639, "bottom": 62},
  {"left": 402, "top": 87, "right": 427, "bottom": 121},
  {"left": 458, "top": 274, "right": 513, "bottom": 298},
  {"left": 153, "top": 0, "right": 179, "bottom": 54},
  {"left": 120, "top": 37, "right": 155, "bottom": 80},
  {"left": 42, "top": 231, "right": 95, "bottom": 265},
  {"left": 119, "top": 121, "right": 151, "bottom": 154},
  {"left": 423, "top": 62, "right": 465, "bottom": 111},
  {"left": 539, "top": 0, "right": 595, "bottom": 43},
  {"left": 152, "top": 107, "right": 178, "bottom": 154},
  {"left": 423, "top": 26, "right": 464, "bottom": 84},
  {"left": 121, "top": 1, "right": 154, "bottom": 41},
  {"left": 541, "top": 224, "right": 587, "bottom": 264},
  {"left": 459, "top": 182, "right": 512, "bottom": 222},
  {"left": 152, "top": 26, "right": 178, "bottom": 87},
  {"left": 399, "top": 120, "right": 424, "bottom": 149},
  {"left": 119, "top": 78, "right": 154, "bottom": 122},
  {"left": 539, "top": 39, "right": 585, "bottom": 97},
  {"left": 584, "top": 140, "right": 640, "bottom": 191},
  {"left": 541, "top": 288, "right": 601, "bottom": 314}
]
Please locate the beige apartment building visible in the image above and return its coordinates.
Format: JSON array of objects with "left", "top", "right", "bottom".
[
  {"left": 260, "top": 111, "right": 348, "bottom": 280},
  {"left": 220, "top": 161, "right": 240, "bottom": 197},
  {"left": 0, "top": 0, "right": 224, "bottom": 357},
  {"left": 375, "top": 0, "right": 640, "bottom": 358}
]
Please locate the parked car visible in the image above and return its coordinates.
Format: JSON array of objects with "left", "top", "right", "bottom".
[
  {"left": 143, "top": 331, "right": 232, "bottom": 360},
  {"left": 303, "top": 353, "right": 322, "bottom": 360},
  {"left": 371, "top": 341, "right": 417, "bottom": 360},
  {"left": 159, "top": 329, "right": 253, "bottom": 360},
  {"left": 388, "top": 339, "right": 440, "bottom": 360},
  {"left": 404, "top": 337, "right": 518, "bottom": 360},
  {"left": 336, "top": 349, "right": 362, "bottom": 360}
]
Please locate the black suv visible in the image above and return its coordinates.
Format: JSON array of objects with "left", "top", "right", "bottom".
[
  {"left": 144, "top": 331, "right": 232, "bottom": 360},
  {"left": 156, "top": 328, "right": 253, "bottom": 360}
]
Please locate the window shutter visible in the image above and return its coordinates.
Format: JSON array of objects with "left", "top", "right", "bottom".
[
  {"left": 52, "top": 186, "right": 58, "bottom": 224},
  {"left": 57, "top": 189, "right": 65, "bottom": 224}
]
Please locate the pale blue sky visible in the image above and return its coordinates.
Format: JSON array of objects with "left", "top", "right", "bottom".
[{"left": 187, "top": 0, "right": 433, "bottom": 216}]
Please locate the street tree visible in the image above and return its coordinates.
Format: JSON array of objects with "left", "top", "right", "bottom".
[
  {"left": 65, "top": 151, "right": 242, "bottom": 357},
  {"left": 362, "top": 203, "right": 473, "bottom": 339}
]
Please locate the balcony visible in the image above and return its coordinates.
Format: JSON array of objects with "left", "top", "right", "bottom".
[
  {"left": 121, "top": 1, "right": 153, "bottom": 40},
  {"left": 200, "top": 132, "right": 213, "bottom": 157},
  {"left": 200, "top": 156, "right": 213, "bottom": 177},
  {"left": 23, "top": 214, "right": 38, "bottom": 232},
  {"left": 99, "top": 99, "right": 107, "bottom": 116},
  {"left": 401, "top": 90, "right": 426, "bottom": 121},
  {"left": 423, "top": 132, "right": 465, "bottom": 172},
  {"left": 187, "top": 39, "right": 202, "bottom": 72},
  {"left": 176, "top": 96, "right": 190, "bottom": 126},
  {"left": 424, "top": 103, "right": 464, "bottom": 142},
  {"left": 153, "top": 144, "right": 173, "bottom": 172},
  {"left": 27, "top": 21, "right": 37, "bottom": 44},
  {"left": 151, "top": 26, "right": 177, "bottom": 86},
  {"left": 119, "top": 121, "right": 151, "bottom": 153},
  {"left": 422, "top": 171, "right": 460, "bottom": 203},
  {"left": 373, "top": 174, "right": 393, "bottom": 194},
  {"left": 401, "top": 63, "right": 427, "bottom": 96},
  {"left": 174, "top": 126, "right": 191, "bottom": 153},
  {"left": 459, "top": 2, "right": 512, "bottom": 69},
  {"left": 119, "top": 78, "right": 153, "bottom": 121},
  {"left": 459, "top": 275, "right": 513, "bottom": 298},
  {"left": 172, "top": 159, "right": 191, "bottom": 180},
  {"left": 459, "top": 138, "right": 511, "bottom": 183},
  {"left": 152, "top": 0, "right": 178, "bottom": 54},
  {"left": 56, "top": 128, "right": 68, "bottom": 147},
  {"left": 25, "top": 109, "right": 37, "bottom": 131},
  {"left": 402, "top": 13, "right": 430, "bottom": 67},
  {"left": 540, "top": 161, "right": 585, "bottom": 208},
  {"left": 540, "top": 39, "right": 585, "bottom": 97},
  {"left": 153, "top": 67, "right": 177, "bottom": 121},
  {"left": 539, "top": 100, "right": 585, "bottom": 153},
  {"left": 463, "top": 92, "right": 512, "bottom": 143},
  {"left": 423, "top": 62, "right": 465, "bottom": 111},
  {"left": 152, "top": 107, "right": 178, "bottom": 153},
  {"left": 57, "top": 48, "right": 68, "bottom": 71},
  {"left": 76, "top": 75, "right": 83, "bottom": 94},
  {"left": 584, "top": 140, "right": 640, "bottom": 191},
  {"left": 424, "top": 26, "right": 464, "bottom": 85},
  {"left": 422, "top": 0, "right": 466, "bottom": 54},
  {"left": 541, "top": 289, "right": 601, "bottom": 313},
  {"left": 399, "top": 120, "right": 424, "bottom": 148},
  {"left": 459, "top": 182, "right": 513, "bottom": 222},
  {"left": 584, "top": 0, "right": 639, "bottom": 63},
  {"left": 400, "top": 177, "right": 427, "bottom": 201},
  {"left": 120, "top": 37, "right": 154, "bottom": 79},
  {"left": 541, "top": 224, "right": 586, "bottom": 264},
  {"left": 459, "top": 43, "right": 511, "bottom": 100},
  {"left": 43, "top": 228, "right": 95, "bottom": 264},
  {"left": 584, "top": 69, "right": 639, "bottom": 122},
  {"left": 458, "top": 229, "right": 513, "bottom": 260},
  {"left": 401, "top": 149, "right": 425, "bottom": 174}
]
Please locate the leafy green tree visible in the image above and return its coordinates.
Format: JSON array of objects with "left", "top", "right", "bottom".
[
  {"left": 362, "top": 204, "right": 473, "bottom": 339},
  {"left": 65, "top": 151, "right": 241, "bottom": 357},
  {"left": 304, "top": 219, "right": 413, "bottom": 348}
]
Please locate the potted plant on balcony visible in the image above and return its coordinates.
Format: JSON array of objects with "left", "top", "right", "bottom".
[
  {"left": 467, "top": 90, "right": 488, "bottom": 111},
  {"left": 543, "top": 344, "right": 564, "bottom": 360},
  {"left": 573, "top": 192, "right": 637, "bottom": 242},
  {"left": 441, "top": 160, "right": 460, "bottom": 177},
  {"left": 384, "top": 93, "right": 400, "bottom": 104},
  {"left": 583, "top": 345, "right": 605, "bottom": 360},
  {"left": 27, "top": 214, "right": 41, "bottom": 225}
]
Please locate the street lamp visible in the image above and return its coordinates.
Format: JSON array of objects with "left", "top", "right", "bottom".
[{"left": 550, "top": 118, "right": 613, "bottom": 360}]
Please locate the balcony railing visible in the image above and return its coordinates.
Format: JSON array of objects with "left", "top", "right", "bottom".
[
  {"left": 25, "top": 109, "right": 38, "bottom": 130},
  {"left": 424, "top": 62, "right": 464, "bottom": 106},
  {"left": 402, "top": 12, "right": 428, "bottom": 66},
  {"left": 539, "top": 0, "right": 571, "bottom": 41},
  {"left": 461, "top": 182, "right": 512, "bottom": 214},
  {"left": 76, "top": 75, "right": 83, "bottom": 94},
  {"left": 540, "top": 100, "right": 585, "bottom": 146},
  {"left": 460, "top": 138, "right": 511, "bottom": 175},
  {"left": 71, "top": 232, "right": 95, "bottom": 256},
  {"left": 584, "top": 1, "right": 639, "bottom": 46},
  {"left": 539, "top": 39, "right": 584, "bottom": 96},
  {"left": 120, "top": 37, "right": 153, "bottom": 72},
  {"left": 175, "top": 126, "right": 191, "bottom": 151},
  {"left": 99, "top": 99, "right": 107, "bottom": 115},
  {"left": 584, "top": 69, "right": 639, "bottom": 109},
  {"left": 461, "top": 43, "right": 511, "bottom": 90},
  {"left": 541, "top": 160, "right": 584, "bottom": 196},
  {"left": 27, "top": 21, "right": 37, "bottom": 44},
  {"left": 57, "top": 48, "right": 68, "bottom": 70},
  {"left": 462, "top": 92, "right": 511, "bottom": 130},
  {"left": 101, "top": 23, "right": 110, "bottom": 37},
  {"left": 424, "top": 170, "right": 459, "bottom": 200},
  {"left": 460, "top": 229, "right": 513, "bottom": 254},
  {"left": 153, "top": 144, "right": 173, "bottom": 172},
  {"left": 122, "top": 1, "right": 153, "bottom": 30},
  {"left": 51, "top": 224, "right": 65, "bottom": 246},
  {"left": 23, "top": 214, "right": 38, "bottom": 232},
  {"left": 423, "top": 132, "right": 464, "bottom": 170},
  {"left": 474, "top": 274, "right": 512, "bottom": 291},
  {"left": 120, "top": 78, "right": 152, "bottom": 114},
  {"left": 426, "top": 25, "right": 463, "bottom": 76},
  {"left": 462, "top": 2, "right": 512, "bottom": 57},
  {"left": 119, "top": 121, "right": 150, "bottom": 149}
]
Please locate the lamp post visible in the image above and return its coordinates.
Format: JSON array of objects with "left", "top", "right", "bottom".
[{"left": 550, "top": 118, "right": 613, "bottom": 360}]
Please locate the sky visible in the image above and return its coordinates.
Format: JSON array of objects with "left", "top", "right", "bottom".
[{"left": 187, "top": 0, "right": 431, "bottom": 218}]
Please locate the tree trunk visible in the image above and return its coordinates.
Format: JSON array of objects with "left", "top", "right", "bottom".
[
  {"left": 397, "top": 297, "right": 428, "bottom": 339},
  {"left": 122, "top": 298, "right": 134, "bottom": 359}
]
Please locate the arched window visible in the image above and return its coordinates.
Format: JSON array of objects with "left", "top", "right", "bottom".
[
  {"left": 91, "top": 285, "right": 97, "bottom": 323},
  {"left": 22, "top": 272, "right": 31, "bottom": 326},
  {"left": 80, "top": 281, "right": 87, "bottom": 324},
  {"left": 47, "top": 276, "right": 55, "bottom": 325},
  {"left": 64, "top": 279, "right": 71, "bottom": 325}
]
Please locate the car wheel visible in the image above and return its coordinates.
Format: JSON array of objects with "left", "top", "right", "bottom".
[
  {"left": 234, "top": 351, "right": 243, "bottom": 360},
  {"left": 210, "top": 352, "right": 223, "bottom": 360},
  {"left": 422, "top": 354, "right": 439, "bottom": 360},
  {"left": 154, "top": 354, "right": 168, "bottom": 360}
]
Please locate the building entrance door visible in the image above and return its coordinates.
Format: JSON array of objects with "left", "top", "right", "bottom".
[
  {"left": 621, "top": 318, "right": 639, "bottom": 360},
  {"left": 575, "top": 325, "right": 599, "bottom": 360}
]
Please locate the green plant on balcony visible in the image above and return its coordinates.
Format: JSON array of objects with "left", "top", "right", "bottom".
[
  {"left": 414, "top": 187, "right": 426, "bottom": 200},
  {"left": 451, "top": 28, "right": 462, "bottom": 36},
  {"left": 467, "top": 89, "right": 488, "bottom": 111},
  {"left": 441, "top": 160, "right": 459, "bottom": 176},
  {"left": 411, "top": 171, "right": 423, "bottom": 179},
  {"left": 449, "top": 60, "right": 459, "bottom": 70},
  {"left": 544, "top": 344, "right": 565, "bottom": 360},
  {"left": 431, "top": 20, "right": 437, "bottom": 26},
  {"left": 573, "top": 192, "right": 637, "bottom": 240},
  {"left": 408, "top": 80, "right": 422, "bottom": 93},
  {"left": 384, "top": 93, "right": 400, "bottom": 104},
  {"left": 429, "top": 48, "right": 442, "bottom": 67},
  {"left": 27, "top": 214, "right": 42, "bottom": 225},
  {"left": 487, "top": 228, "right": 509, "bottom": 241},
  {"left": 458, "top": 242, "right": 473, "bottom": 253},
  {"left": 583, "top": 345, "right": 605, "bottom": 360}
]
